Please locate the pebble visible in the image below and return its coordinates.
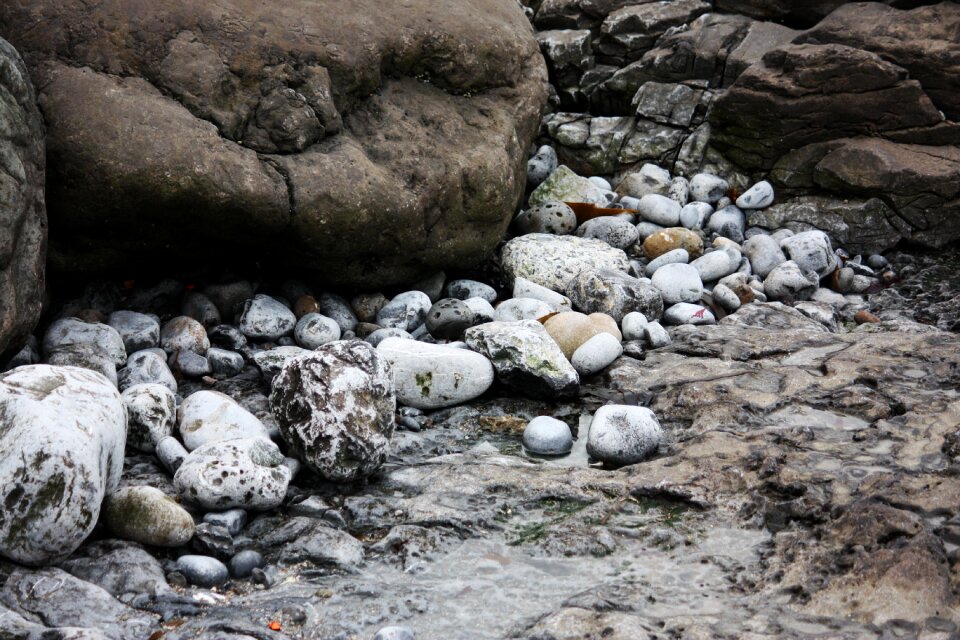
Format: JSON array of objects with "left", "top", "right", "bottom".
[
  {"left": 528, "top": 165, "right": 608, "bottom": 206},
  {"left": 160, "top": 316, "right": 210, "bottom": 355},
  {"left": 182, "top": 292, "right": 221, "bottom": 327},
  {"left": 690, "top": 248, "right": 739, "bottom": 282},
  {"left": 689, "top": 173, "right": 728, "bottom": 203},
  {"left": 645, "top": 249, "right": 689, "bottom": 277},
  {"left": 315, "top": 294, "right": 358, "bottom": 333},
  {"left": 102, "top": 486, "right": 195, "bottom": 547},
  {"left": 294, "top": 313, "right": 342, "bottom": 349},
  {"left": 118, "top": 350, "right": 177, "bottom": 392},
  {"left": 351, "top": 293, "right": 388, "bottom": 324},
  {"left": 522, "top": 416, "right": 573, "bottom": 456},
  {"left": 108, "top": 310, "right": 160, "bottom": 353},
  {"left": 377, "top": 291, "right": 432, "bottom": 332},
  {"left": 855, "top": 310, "right": 881, "bottom": 324},
  {"left": 238, "top": 295, "right": 297, "bottom": 341},
  {"left": 867, "top": 254, "right": 889, "bottom": 270},
  {"left": 543, "top": 311, "right": 622, "bottom": 360},
  {"left": 494, "top": 297, "right": 555, "bottom": 322},
  {"left": 711, "top": 283, "right": 742, "bottom": 312},
  {"left": 426, "top": 299, "right": 476, "bottom": 339},
  {"left": 662, "top": 303, "right": 716, "bottom": 326},
  {"left": 764, "top": 260, "right": 820, "bottom": 301},
  {"left": 204, "top": 281, "right": 255, "bottom": 321},
  {"left": 464, "top": 320, "right": 579, "bottom": 399},
  {"left": 155, "top": 435, "right": 188, "bottom": 474},
  {"left": 742, "top": 234, "right": 787, "bottom": 278},
  {"left": 566, "top": 268, "right": 664, "bottom": 323},
  {"left": 446, "top": 279, "right": 497, "bottom": 304},
  {"left": 571, "top": 332, "right": 623, "bottom": 376},
  {"left": 795, "top": 301, "right": 838, "bottom": 329},
  {"left": 621, "top": 312, "right": 649, "bottom": 341},
  {"left": 735, "top": 180, "right": 774, "bottom": 209},
  {"left": 616, "top": 163, "right": 671, "bottom": 198},
  {"left": 208, "top": 347, "right": 244, "bottom": 377},
  {"left": 636, "top": 194, "right": 681, "bottom": 226},
  {"left": 169, "top": 349, "right": 212, "bottom": 378},
  {"left": 651, "top": 263, "right": 703, "bottom": 304},
  {"left": 377, "top": 338, "right": 494, "bottom": 409},
  {"left": 527, "top": 145, "right": 558, "bottom": 187},
  {"left": 177, "top": 390, "right": 270, "bottom": 451},
  {"left": 780, "top": 231, "right": 835, "bottom": 279},
  {"left": 516, "top": 201, "right": 578, "bottom": 235},
  {"left": 175, "top": 555, "right": 229, "bottom": 589},
  {"left": 367, "top": 328, "right": 413, "bottom": 347},
  {"left": 513, "top": 277, "right": 572, "bottom": 311},
  {"left": 576, "top": 216, "right": 640, "bottom": 250},
  {"left": 644, "top": 321, "right": 672, "bottom": 348},
  {"left": 706, "top": 205, "right": 745, "bottom": 242},
  {"left": 500, "top": 234, "right": 630, "bottom": 292},
  {"left": 174, "top": 437, "right": 291, "bottom": 510},
  {"left": 679, "top": 202, "right": 712, "bottom": 229},
  {"left": 642, "top": 227, "right": 703, "bottom": 260},
  {"left": 462, "top": 297, "right": 496, "bottom": 324},
  {"left": 229, "top": 550, "right": 266, "bottom": 579},
  {"left": 373, "top": 627, "right": 417, "bottom": 640},
  {"left": 587, "top": 405, "right": 663, "bottom": 466},
  {"left": 668, "top": 176, "right": 690, "bottom": 205},
  {"left": 208, "top": 325, "right": 247, "bottom": 351},
  {"left": 251, "top": 346, "right": 311, "bottom": 381},
  {"left": 122, "top": 383, "right": 176, "bottom": 452},
  {"left": 293, "top": 294, "right": 320, "bottom": 319},
  {"left": 204, "top": 509, "right": 248, "bottom": 536},
  {"left": 635, "top": 221, "right": 665, "bottom": 239},
  {"left": 588, "top": 176, "right": 612, "bottom": 190},
  {"left": 411, "top": 271, "right": 446, "bottom": 303}
]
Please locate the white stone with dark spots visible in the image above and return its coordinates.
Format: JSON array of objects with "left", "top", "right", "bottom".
[
  {"left": 107, "top": 311, "right": 160, "bottom": 353},
  {"left": 122, "top": 383, "right": 176, "bottom": 453},
  {"left": 501, "top": 234, "right": 630, "bottom": 291},
  {"left": 689, "top": 173, "right": 728, "bottom": 203},
  {"left": 160, "top": 316, "right": 210, "bottom": 355},
  {"left": 764, "top": 260, "right": 820, "bottom": 301},
  {"left": 494, "top": 298, "right": 555, "bottom": 322},
  {"left": 425, "top": 299, "right": 476, "bottom": 340},
  {"left": 576, "top": 216, "right": 640, "bottom": 250},
  {"left": 295, "top": 313, "right": 342, "bottom": 350},
  {"left": 587, "top": 405, "right": 663, "bottom": 466},
  {"left": 735, "top": 180, "right": 774, "bottom": 209},
  {"left": 319, "top": 293, "right": 359, "bottom": 333},
  {"left": 516, "top": 201, "right": 578, "bottom": 235},
  {"left": 251, "top": 346, "right": 310, "bottom": 381},
  {"left": 377, "top": 338, "right": 494, "bottom": 410},
  {"left": 527, "top": 145, "right": 558, "bottom": 187},
  {"left": 446, "top": 280, "right": 497, "bottom": 304},
  {"left": 239, "top": 295, "right": 297, "bottom": 341},
  {"left": 377, "top": 291, "right": 432, "bottom": 332},
  {"left": 118, "top": 349, "right": 177, "bottom": 393},
  {"left": 780, "top": 231, "right": 835, "bottom": 279}
]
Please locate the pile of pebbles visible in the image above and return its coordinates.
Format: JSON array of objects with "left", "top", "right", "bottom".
[{"left": 0, "top": 144, "right": 905, "bottom": 639}]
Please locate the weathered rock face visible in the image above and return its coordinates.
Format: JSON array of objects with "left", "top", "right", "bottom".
[
  {"left": 0, "top": 38, "right": 45, "bottom": 362},
  {"left": 0, "top": 365, "right": 126, "bottom": 566},
  {"left": 0, "top": 0, "right": 547, "bottom": 287}
]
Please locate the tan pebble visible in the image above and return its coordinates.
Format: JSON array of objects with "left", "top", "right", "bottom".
[
  {"left": 854, "top": 310, "right": 880, "bottom": 324},
  {"left": 294, "top": 295, "right": 320, "bottom": 319},
  {"left": 544, "top": 311, "right": 621, "bottom": 360},
  {"left": 643, "top": 227, "right": 704, "bottom": 260}
]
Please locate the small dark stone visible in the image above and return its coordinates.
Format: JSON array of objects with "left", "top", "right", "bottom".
[
  {"left": 191, "top": 523, "right": 235, "bottom": 560},
  {"left": 229, "top": 550, "right": 266, "bottom": 579},
  {"left": 175, "top": 555, "right": 229, "bottom": 588}
]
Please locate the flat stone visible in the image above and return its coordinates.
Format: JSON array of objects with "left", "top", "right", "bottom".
[
  {"left": 494, "top": 297, "right": 555, "bottom": 322},
  {"left": 377, "top": 338, "right": 494, "bottom": 410}
]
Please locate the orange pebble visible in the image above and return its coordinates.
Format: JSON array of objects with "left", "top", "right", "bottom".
[
  {"left": 854, "top": 310, "right": 880, "bottom": 324},
  {"left": 268, "top": 620, "right": 282, "bottom": 631}
]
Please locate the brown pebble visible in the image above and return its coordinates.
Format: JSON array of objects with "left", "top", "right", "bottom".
[
  {"left": 854, "top": 310, "right": 880, "bottom": 324},
  {"left": 293, "top": 295, "right": 319, "bottom": 319}
]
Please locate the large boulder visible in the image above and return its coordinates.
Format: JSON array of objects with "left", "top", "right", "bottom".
[
  {"left": 0, "top": 0, "right": 547, "bottom": 287},
  {"left": 0, "top": 365, "right": 126, "bottom": 565},
  {"left": 0, "top": 38, "right": 45, "bottom": 362}
]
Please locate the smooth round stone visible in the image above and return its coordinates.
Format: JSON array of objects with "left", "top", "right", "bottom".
[
  {"left": 645, "top": 249, "right": 689, "bottom": 277},
  {"left": 587, "top": 405, "right": 663, "bottom": 466},
  {"left": 446, "top": 279, "right": 497, "bottom": 304},
  {"left": 377, "top": 291, "right": 432, "bottom": 332},
  {"left": 351, "top": 293, "right": 388, "bottom": 324},
  {"left": 716, "top": 196, "right": 732, "bottom": 209},
  {"left": 644, "top": 321, "right": 671, "bottom": 348},
  {"left": 462, "top": 297, "right": 495, "bottom": 324},
  {"left": 160, "top": 316, "right": 210, "bottom": 355},
  {"left": 636, "top": 194, "right": 681, "bottom": 226},
  {"left": 662, "top": 303, "right": 716, "bottom": 326},
  {"left": 182, "top": 292, "right": 221, "bottom": 328},
  {"left": 175, "top": 555, "right": 229, "bottom": 588},
  {"left": 318, "top": 294, "right": 359, "bottom": 333},
  {"left": 239, "top": 295, "right": 297, "bottom": 341},
  {"left": 168, "top": 349, "right": 211, "bottom": 378},
  {"left": 635, "top": 222, "right": 665, "bottom": 240},
  {"left": 588, "top": 176, "right": 612, "bottom": 190},
  {"left": 122, "top": 383, "right": 176, "bottom": 453},
  {"left": 571, "top": 332, "right": 623, "bottom": 376},
  {"left": 119, "top": 350, "right": 177, "bottom": 393},
  {"left": 621, "top": 312, "right": 649, "bottom": 341},
  {"left": 373, "top": 627, "right": 416, "bottom": 640},
  {"left": 103, "top": 486, "right": 195, "bottom": 547},
  {"left": 208, "top": 325, "right": 247, "bottom": 351},
  {"left": 295, "top": 313, "right": 342, "bottom": 350},
  {"left": 618, "top": 196, "right": 641, "bottom": 210},
  {"left": 516, "top": 201, "right": 578, "bottom": 235},
  {"left": 651, "top": 263, "right": 703, "bottom": 304},
  {"left": 426, "top": 299, "right": 476, "bottom": 340},
  {"left": 690, "top": 249, "right": 739, "bottom": 282},
  {"left": 742, "top": 234, "right": 787, "bottom": 278},
  {"left": 668, "top": 176, "right": 689, "bottom": 205},
  {"left": 108, "top": 310, "right": 160, "bottom": 353},
  {"left": 513, "top": 277, "right": 572, "bottom": 311},
  {"left": 494, "top": 297, "right": 554, "bottom": 322},
  {"left": 867, "top": 254, "right": 889, "bottom": 270},
  {"left": 251, "top": 346, "right": 311, "bottom": 381},
  {"left": 735, "top": 180, "right": 774, "bottom": 209},
  {"left": 706, "top": 205, "right": 745, "bottom": 239},
  {"left": 208, "top": 348, "right": 244, "bottom": 377},
  {"left": 366, "top": 328, "right": 413, "bottom": 347},
  {"left": 780, "top": 231, "right": 835, "bottom": 279},
  {"left": 43, "top": 318, "right": 127, "bottom": 364},
  {"left": 712, "top": 283, "right": 742, "bottom": 312},
  {"left": 527, "top": 145, "right": 558, "bottom": 188},
  {"left": 576, "top": 217, "right": 640, "bottom": 250},
  {"left": 204, "top": 509, "right": 248, "bottom": 536},
  {"left": 177, "top": 390, "right": 270, "bottom": 451},
  {"left": 679, "top": 202, "right": 712, "bottom": 230},
  {"left": 642, "top": 227, "right": 703, "bottom": 260},
  {"left": 229, "top": 550, "right": 265, "bottom": 579},
  {"left": 543, "top": 311, "right": 621, "bottom": 360},
  {"left": 689, "top": 173, "right": 728, "bottom": 203},
  {"left": 377, "top": 338, "right": 494, "bottom": 410},
  {"left": 293, "top": 294, "right": 320, "bottom": 319},
  {"left": 565, "top": 268, "right": 663, "bottom": 323},
  {"left": 522, "top": 416, "right": 573, "bottom": 456},
  {"left": 764, "top": 261, "right": 819, "bottom": 301},
  {"left": 174, "top": 437, "right": 291, "bottom": 510}
]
